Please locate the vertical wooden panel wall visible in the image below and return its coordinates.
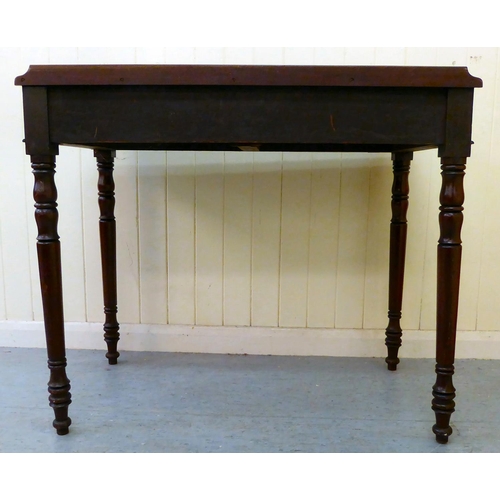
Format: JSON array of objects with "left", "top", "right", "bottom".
[{"left": 0, "top": 47, "right": 498, "bottom": 355}]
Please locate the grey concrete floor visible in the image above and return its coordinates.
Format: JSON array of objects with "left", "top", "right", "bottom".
[{"left": 1, "top": 347, "right": 499, "bottom": 452}]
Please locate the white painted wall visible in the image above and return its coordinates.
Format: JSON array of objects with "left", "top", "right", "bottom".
[{"left": 0, "top": 47, "right": 498, "bottom": 358}]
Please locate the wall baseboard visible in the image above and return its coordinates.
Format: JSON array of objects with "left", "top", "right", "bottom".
[{"left": 1, "top": 321, "right": 499, "bottom": 359}]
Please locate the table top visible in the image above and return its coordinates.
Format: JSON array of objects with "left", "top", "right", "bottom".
[
  {"left": 15, "top": 64, "right": 482, "bottom": 156},
  {"left": 15, "top": 64, "right": 483, "bottom": 88}
]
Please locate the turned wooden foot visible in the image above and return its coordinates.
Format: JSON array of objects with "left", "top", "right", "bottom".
[
  {"left": 432, "top": 365, "right": 455, "bottom": 443},
  {"left": 96, "top": 150, "right": 120, "bottom": 365},
  {"left": 48, "top": 360, "right": 72, "bottom": 435},
  {"left": 385, "top": 152, "right": 412, "bottom": 371}
]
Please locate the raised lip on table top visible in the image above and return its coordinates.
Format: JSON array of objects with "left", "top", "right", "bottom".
[{"left": 15, "top": 64, "right": 483, "bottom": 88}]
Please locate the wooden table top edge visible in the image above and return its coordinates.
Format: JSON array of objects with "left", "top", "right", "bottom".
[{"left": 14, "top": 64, "right": 483, "bottom": 88}]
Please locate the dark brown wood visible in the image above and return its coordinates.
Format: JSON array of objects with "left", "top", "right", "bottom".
[
  {"left": 95, "top": 149, "right": 120, "bottom": 364},
  {"left": 432, "top": 157, "right": 466, "bottom": 443},
  {"left": 439, "top": 89, "right": 476, "bottom": 159},
  {"left": 21, "top": 87, "right": 58, "bottom": 156},
  {"left": 15, "top": 64, "right": 482, "bottom": 442},
  {"left": 385, "top": 152, "right": 412, "bottom": 371},
  {"left": 32, "top": 154, "right": 71, "bottom": 435},
  {"left": 15, "top": 64, "right": 483, "bottom": 88},
  {"left": 47, "top": 86, "right": 448, "bottom": 152}
]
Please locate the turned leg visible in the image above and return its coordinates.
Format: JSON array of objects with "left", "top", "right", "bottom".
[
  {"left": 32, "top": 155, "right": 72, "bottom": 435},
  {"left": 95, "top": 150, "right": 120, "bottom": 364},
  {"left": 432, "top": 158, "right": 466, "bottom": 443},
  {"left": 385, "top": 152, "right": 412, "bottom": 371}
]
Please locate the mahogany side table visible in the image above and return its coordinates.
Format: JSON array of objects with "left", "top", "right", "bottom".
[{"left": 15, "top": 64, "right": 482, "bottom": 443}]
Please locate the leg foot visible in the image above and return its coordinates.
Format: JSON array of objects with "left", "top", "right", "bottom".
[
  {"left": 385, "top": 321, "right": 402, "bottom": 371},
  {"left": 431, "top": 364, "right": 455, "bottom": 444},
  {"left": 54, "top": 415, "right": 72, "bottom": 435},
  {"left": 385, "top": 356, "right": 399, "bottom": 371},
  {"left": 106, "top": 351, "right": 119, "bottom": 365},
  {"left": 47, "top": 359, "right": 72, "bottom": 434},
  {"left": 432, "top": 426, "right": 451, "bottom": 444}
]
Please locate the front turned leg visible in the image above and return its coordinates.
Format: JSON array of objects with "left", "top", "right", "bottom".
[
  {"left": 95, "top": 150, "right": 120, "bottom": 365},
  {"left": 432, "top": 158, "right": 465, "bottom": 444},
  {"left": 385, "top": 152, "right": 412, "bottom": 371},
  {"left": 32, "top": 155, "right": 72, "bottom": 435}
]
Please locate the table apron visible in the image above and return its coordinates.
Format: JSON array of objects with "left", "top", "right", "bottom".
[{"left": 45, "top": 86, "right": 447, "bottom": 150}]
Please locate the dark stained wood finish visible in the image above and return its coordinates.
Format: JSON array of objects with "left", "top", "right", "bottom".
[
  {"left": 385, "top": 152, "right": 412, "bottom": 371},
  {"left": 15, "top": 64, "right": 482, "bottom": 88},
  {"left": 15, "top": 64, "right": 482, "bottom": 443},
  {"left": 95, "top": 149, "right": 120, "bottom": 365},
  {"left": 32, "top": 154, "right": 71, "bottom": 435},
  {"left": 47, "top": 86, "right": 448, "bottom": 152},
  {"left": 432, "top": 158, "right": 467, "bottom": 443}
]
